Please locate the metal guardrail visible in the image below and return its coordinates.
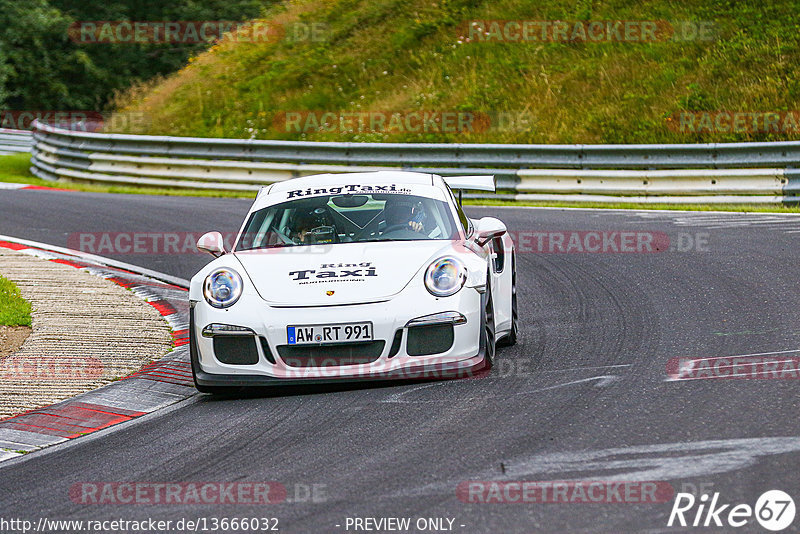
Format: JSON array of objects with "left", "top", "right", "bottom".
[
  {"left": 0, "top": 129, "right": 34, "bottom": 155},
  {"left": 29, "top": 120, "right": 800, "bottom": 203}
]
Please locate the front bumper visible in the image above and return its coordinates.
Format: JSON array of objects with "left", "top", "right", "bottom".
[{"left": 191, "top": 285, "right": 486, "bottom": 386}]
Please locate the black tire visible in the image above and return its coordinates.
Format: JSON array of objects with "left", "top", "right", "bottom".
[
  {"left": 498, "top": 253, "right": 518, "bottom": 347},
  {"left": 481, "top": 274, "right": 496, "bottom": 368}
]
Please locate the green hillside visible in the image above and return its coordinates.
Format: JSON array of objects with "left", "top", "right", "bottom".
[{"left": 113, "top": 0, "right": 800, "bottom": 144}]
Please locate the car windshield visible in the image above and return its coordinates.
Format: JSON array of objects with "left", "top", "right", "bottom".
[{"left": 236, "top": 193, "right": 459, "bottom": 250}]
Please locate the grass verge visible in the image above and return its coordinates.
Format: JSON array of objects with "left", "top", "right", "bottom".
[{"left": 0, "top": 276, "right": 32, "bottom": 327}]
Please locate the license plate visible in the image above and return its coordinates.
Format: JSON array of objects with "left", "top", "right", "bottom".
[{"left": 287, "top": 322, "right": 373, "bottom": 345}]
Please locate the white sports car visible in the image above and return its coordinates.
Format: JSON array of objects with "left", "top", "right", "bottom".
[{"left": 189, "top": 171, "right": 517, "bottom": 393}]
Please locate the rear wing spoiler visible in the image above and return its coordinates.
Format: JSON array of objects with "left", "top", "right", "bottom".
[{"left": 442, "top": 175, "right": 496, "bottom": 192}]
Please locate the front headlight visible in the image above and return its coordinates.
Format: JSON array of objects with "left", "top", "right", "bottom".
[
  {"left": 425, "top": 257, "right": 467, "bottom": 297},
  {"left": 203, "top": 268, "right": 243, "bottom": 308}
]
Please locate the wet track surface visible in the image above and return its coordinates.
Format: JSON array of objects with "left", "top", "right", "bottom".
[{"left": 1, "top": 189, "right": 800, "bottom": 532}]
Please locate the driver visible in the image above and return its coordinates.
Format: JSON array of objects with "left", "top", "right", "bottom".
[
  {"left": 383, "top": 200, "right": 426, "bottom": 234},
  {"left": 293, "top": 207, "right": 336, "bottom": 244},
  {"left": 292, "top": 211, "right": 319, "bottom": 243}
]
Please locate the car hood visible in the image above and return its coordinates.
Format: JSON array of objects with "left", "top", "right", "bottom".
[{"left": 235, "top": 240, "right": 463, "bottom": 306}]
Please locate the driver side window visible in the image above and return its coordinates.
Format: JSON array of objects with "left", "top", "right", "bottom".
[
  {"left": 444, "top": 184, "right": 472, "bottom": 237},
  {"left": 457, "top": 203, "right": 472, "bottom": 237}
]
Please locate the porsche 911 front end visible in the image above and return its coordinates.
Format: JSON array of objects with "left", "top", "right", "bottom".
[
  {"left": 189, "top": 171, "right": 512, "bottom": 393},
  {"left": 191, "top": 240, "right": 491, "bottom": 390}
]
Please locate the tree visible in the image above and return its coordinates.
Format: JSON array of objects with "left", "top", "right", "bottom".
[
  {"left": 0, "top": 0, "right": 105, "bottom": 110},
  {"left": 0, "top": 0, "right": 272, "bottom": 113}
]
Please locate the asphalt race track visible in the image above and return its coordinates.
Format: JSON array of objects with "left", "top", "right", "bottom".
[{"left": 2, "top": 188, "right": 800, "bottom": 532}]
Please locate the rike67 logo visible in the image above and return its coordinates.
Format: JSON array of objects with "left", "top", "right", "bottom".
[{"left": 668, "top": 490, "right": 795, "bottom": 531}]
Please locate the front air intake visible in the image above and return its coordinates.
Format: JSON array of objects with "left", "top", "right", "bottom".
[
  {"left": 387, "top": 330, "right": 403, "bottom": 359},
  {"left": 259, "top": 336, "right": 276, "bottom": 364},
  {"left": 406, "top": 324, "right": 454, "bottom": 356},
  {"left": 277, "top": 341, "right": 385, "bottom": 367},
  {"left": 213, "top": 336, "right": 260, "bottom": 365}
]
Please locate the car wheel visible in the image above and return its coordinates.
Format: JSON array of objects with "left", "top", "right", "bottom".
[
  {"left": 498, "top": 253, "right": 518, "bottom": 347},
  {"left": 482, "top": 273, "right": 496, "bottom": 368}
]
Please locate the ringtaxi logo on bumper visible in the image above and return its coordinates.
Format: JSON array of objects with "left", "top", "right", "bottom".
[{"left": 668, "top": 490, "right": 795, "bottom": 531}]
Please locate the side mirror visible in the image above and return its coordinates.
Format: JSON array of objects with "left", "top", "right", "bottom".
[
  {"left": 197, "top": 231, "right": 226, "bottom": 257},
  {"left": 474, "top": 217, "right": 506, "bottom": 246}
]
